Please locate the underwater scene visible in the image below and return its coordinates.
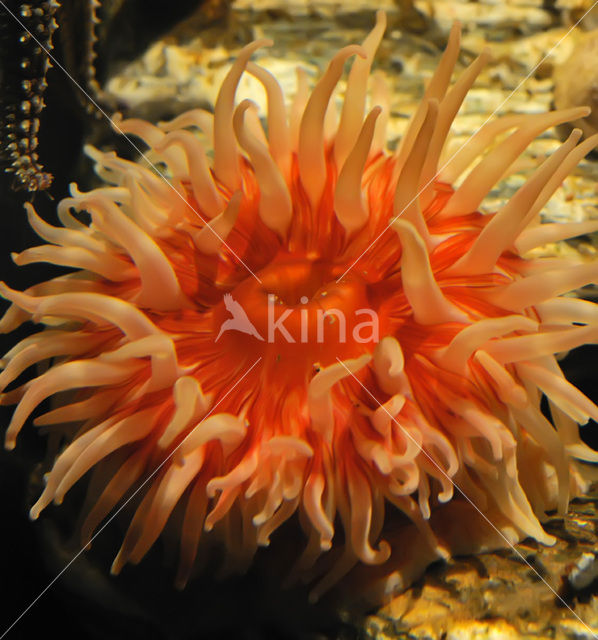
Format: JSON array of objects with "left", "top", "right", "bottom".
[{"left": 1, "top": 0, "right": 598, "bottom": 638}]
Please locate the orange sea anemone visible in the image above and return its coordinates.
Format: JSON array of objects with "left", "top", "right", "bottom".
[{"left": 2, "top": 11, "right": 598, "bottom": 604}]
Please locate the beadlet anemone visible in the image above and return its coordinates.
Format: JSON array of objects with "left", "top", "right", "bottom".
[{"left": 2, "top": 11, "right": 598, "bottom": 604}]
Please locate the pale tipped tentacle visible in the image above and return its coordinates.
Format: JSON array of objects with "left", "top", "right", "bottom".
[
  {"left": 517, "top": 133, "right": 598, "bottom": 233},
  {"left": 334, "top": 107, "right": 381, "bottom": 235},
  {"left": 536, "top": 297, "right": 598, "bottom": 326},
  {"left": 125, "top": 175, "right": 174, "bottom": 233},
  {"left": 233, "top": 100, "right": 293, "bottom": 237},
  {"left": 372, "top": 336, "right": 406, "bottom": 395},
  {"left": 158, "top": 376, "right": 212, "bottom": 450},
  {"left": 99, "top": 334, "right": 182, "bottom": 391},
  {"left": 33, "top": 388, "right": 124, "bottom": 427},
  {"left": 449, "top": 130, "right": 582, "bottom": 274},
  {"left": 510, "top": 401, "right": 570, "bottom": 516},
  {"left": 473, "top": 350, "right": 528, "bottom": 408},
  {"left": 158, "top": 109, "right": 214, "bottom": 140},
  {"left": 344, "top": 458, "right": 391, "bottom": 565},
  {"left": 392, "top": 100, "right": 438, "bottom": 244},
  {"left": 419, "top": 48, "right": 492, "bottom": 207},
  {"left": 302, "top": 491, "right": 332, "bottom": 561},
  {"left": 246, "top": 61, "right": 292, "bottom": 181},
  {"left": 82, "top": 195, "right": 187, "bottom": 310},
  {"left": 5, "top": 359, "right": 142, "bottom": 450},
  {"left": 392, "top": 219, "right": 468, "bottom": 325},
  {"left": 516, "top": 219, "right": 598, "bottom": 254},
  {"left": 205, "top": 450, "right": 259, "bottom": 519},
  {"left": 29, "top": 415, "right": 121, "bottom": 519},
  {"left": 120, "top": 450, "right": 206, "bottom": 568},
  {"left": 437, "top": 315, "right": 538, "bottom": 373},
  {"left": 334, "top": 10, "right": 387, "bottom": 170},
  {"left": 213, "top": 39, "right": 273, "bottom": 190},
  {"left": 517, "top": 361, "right": 598, "bottom": 426},
  {"left": 476, "top": 456, "right": 556, "bottom": 545},
  {"left": 442, "top": 107, "right": 590, "bottom": 217},
  {"left": 155, "top": 130, "right": 225, "bottom": 218},
  {"left": 24, "top": 202, "right": 108, "bottom": 254},
  {"left": 0, "top": 285, "right": 161, "bottom": 339},
  {"left": 308, "top": 354, "right": 371, "bottom": 443},
  {"left": 394, "top": 22, "right": 461, "bottom": 174},
  {"left": 112, "top": 114, "right": 164, "bottom": 147},
  {"left": 178, "top": 413, "right": 247, "bottom": 463},
  {"left": 487, "top": 261, "right": 598, "bottom": 312},
  {"left": 12, "top": 244, "right": 135, "bottom": 282},
  {"left": 111, "top": 113, "right": 186, "bottom": 174},
  {"left": 484, "top": 325, "right": 598, "bottom": 365},
  {"left": 0, "top": 331, "right": 105, "bottom": 391},
  {"left": 298, "top": 45, "right": 366, "bottom": 209},
  {"left": 84, "top": 145, "right": 172, "bottom": 200},
  {"left": 192, "top": 191, "right": 242, "bottom": 255},
  {"left": 438, "top": 114, "right": 527, "bottom": 184},
  {"left": 52, "top": 408, "right": 159, "bottom": 506}
]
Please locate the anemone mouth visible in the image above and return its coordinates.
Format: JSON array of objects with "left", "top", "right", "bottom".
[
  {"left": 213, "top": 254, "right": 382, "bottom": 366},
  {"left": 257, "top": 256, "right": 341, "bottom": 306}
]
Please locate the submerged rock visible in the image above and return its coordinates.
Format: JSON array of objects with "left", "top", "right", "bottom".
[
  {"left": 364, "top": 481, "right": 598, "bottom": 640},
  {"left": 554, "top": 30, "right": 598, "bottom": 142}
]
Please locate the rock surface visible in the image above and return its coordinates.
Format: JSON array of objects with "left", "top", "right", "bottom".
[{"left": 363, "top": 481, "right": 598, "bottom": 640}]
